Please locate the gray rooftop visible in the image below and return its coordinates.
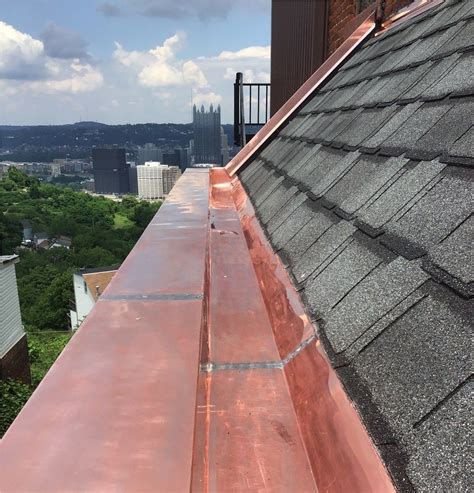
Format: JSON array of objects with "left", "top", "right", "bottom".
[
  {"left": 0, "top": 255, "right": 19, "bottom": 266},
  {"left": 239, "top": 1, "right": 473, "bottom": 491}
]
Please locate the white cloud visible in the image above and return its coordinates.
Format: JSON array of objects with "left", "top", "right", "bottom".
[
  {"left": 224, "top": 67, "right": 269, "bottom": 83},
  {"left": 0, "top": 21, "right": 45, "bottom": 79},
  {"left": 114, "top": 32, "right": 208, "bottom": 89},
  {"left": 30, "top": 62, "right": 104, "bottom": 94},
  {"left": 192, "top": 91, "right": 222, "bottom": 107},
  {"left": 216, "top": 46, "right": 270, "bottom": 61},
  {"left": 0, "top": 21, "right": 103, "bottom": 94}
]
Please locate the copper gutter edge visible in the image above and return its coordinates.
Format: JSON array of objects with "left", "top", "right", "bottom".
[
  {"left": 377, "top": 0, "right": 445, "bottom": 33},
  {"left": 225, "top": 169, "right": 395, "bottom": 492},
  {"left": 225, "top": 12, "right": 376, "bottom": 177}
]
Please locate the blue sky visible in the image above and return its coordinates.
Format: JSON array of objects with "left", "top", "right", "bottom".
[{"left": 0, "top": 0, "right": 271, "bottom": 125}]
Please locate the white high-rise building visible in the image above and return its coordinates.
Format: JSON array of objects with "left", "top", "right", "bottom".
[{"left": 137, "top": 162, "right": 181, "bottom": 200}]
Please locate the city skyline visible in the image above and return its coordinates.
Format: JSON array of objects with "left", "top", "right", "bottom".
[{"left": 0, "top": 0, "right": 271, "bottom": 126}]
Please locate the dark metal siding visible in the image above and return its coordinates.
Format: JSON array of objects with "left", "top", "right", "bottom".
[{"left": 270, "top": 0, "right": 329, "bottom": 115}]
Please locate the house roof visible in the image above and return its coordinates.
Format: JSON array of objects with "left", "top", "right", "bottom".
[
  {"left": 82, "top": 270, "right": 117, "bottom": 301},
  {"left": 0, "top": 255, "right": 19, "bottom": 266},
  {"left": 238, "top": 0, "right": 473, "bottom": 490}
]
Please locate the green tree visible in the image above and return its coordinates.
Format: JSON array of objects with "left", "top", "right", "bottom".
[{"left": 0, "top": 214, "right": 22, "bottom": 254}]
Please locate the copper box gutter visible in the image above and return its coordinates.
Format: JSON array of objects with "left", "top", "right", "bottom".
[{"left": 0, "top": 168, "right": 394, "bottom": 492}]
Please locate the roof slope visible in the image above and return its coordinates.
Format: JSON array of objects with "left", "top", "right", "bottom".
[{"left": 238, "top": 1, "right": 473, "bottom": 491}]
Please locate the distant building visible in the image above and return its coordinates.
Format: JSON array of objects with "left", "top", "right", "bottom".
[
  {"left": 0, "top": 255, "right": 30, "bottom": 383},
  {"left": 51, "top": 160, "right": 62, "bottom": 177},
  {"left": 137, "top": 144, "right": 163, "bottom": 165},
  {"left": 83, "top": 179, "right": 95, "bottom": 192},
  {"left": 70, "top": 267, "right": 117, "bottom": 330},
  {"left": 50, "top": 236, "right": 72, "bottom": 250},
  {"left": 137, "top": 162, "right": 181, "bottom": 200},
  {"left": 20, "top": 220, "right": 33, "bottom": 242},
  {"left": 175, "top": 147, "right": 190, "bottom": 172},
  {"left": 92, "top": 148, "right": 130, "bottom": 195},
  {"left": 33, "top": 232, "right": 50, "bottom": 250},
  {"left": 162, "top": 152, "right": 179, "bottom": 167},
  {"left": 128, "top": 166, "right": 138, "bottom": 195},
  {"left": 193, "top": 104, "right": 222, "bottom": 166}
]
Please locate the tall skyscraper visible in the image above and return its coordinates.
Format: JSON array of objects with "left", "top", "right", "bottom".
[
  {"left": 92, "top": 148, "right": 130, "bottom": 194},
  {"left": 137, "top": 144, "right": 163, "bottom": 165},
  {"left": 193, "top": 104, "right": 222, "bottom": 165},
  {"left": 136, "top": 162, "right": 181, "bottom": 200}
]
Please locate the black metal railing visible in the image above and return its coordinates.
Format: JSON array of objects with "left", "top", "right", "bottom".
[{"left": 234, "top": 72, "right": 271, "bottom": 147}]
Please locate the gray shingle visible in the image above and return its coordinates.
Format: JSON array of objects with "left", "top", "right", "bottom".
[
  {"left": 357, "top": 159, "right": 446, "bottom": 232},
  {"left": 429, "top": 1, "right": 474, "bottom": 27},
  {"left": 253, "top": 173, "right": 285, "bottom": 207},
  {"left": 258, "top": 182, "right": 299, "bottom": 226},
  {"left": 424, "top": 215, "right": 473, "bottom": 297},
  {"left": 281, "top": 115, "right": 308, "bottom": 138},
  {"left": 411, "top": 99, "right": 474, "bottom": 159},
  {"left": 324, "top": 257, "right": 429, "bottom": 353},
  {"left": 444, "top": 0, "right": 474, "bottom": 24},
  {"left": 299, "top": 147, "right": 347, "bottom": 189},
  {"left": 273, "top": 141, "right": 307, "bottom": 171},
  {"left": 448, "top": 126, "right": 474, "bottom": 158},
  {"left": 343, "top": 78, "right": 382, "bottom": 107},
  {"left": 423, "top": 53, "right": 474, "bottom": 99},
  {"left": 270, "top": 200, "right": 314, "bottom": 250},
  {"left": 399, "top": 25, "right": 461, "bottom": 67},
  {"left": 286, "top": 144, "right": 323, "bottom": 180},
  {"left": 435, "top": 19, "right": 474, "bottom": 55},
  {"left": 303, "top": 112, "right": 336, "bottom": 140},
  {"left": 268, "top": 139, "right": 302, "bottom": 165},
  {"left": 362, "top": 102, "right": 423, "bottom": 149},
  {"left": 385, "top": 169, "right": 473, "bottom": 257},
  {"left": 319, "top": 81, "right": 367, "bottom": 111},
  {"left": 303, "top": 236, "right": 384, "bottom": 319},
  {"left": 407, "top": 380, "right": 473, "bottom": 493},
  {"left": 292, "top": 221, "right": 356, "bottom": 282},
  {"left": 382, "top": 102, "right": 451, "bottom": 154},
  {"left": 318, "top": 109, "right": 363, "bottom": 142},
  {"left": 308, "top": 151, "right": 360, "bottom": 198},
  {"left": 333, "top": 107, "right": 397, "bottom": 147},
  {"left": 353, "top": 286, "right": 471, "bottom": 434},
  {"left": 281, "top": 143, "right": 319, "bottom": 174},
  {"left": 266, "top": 192, "right": 307, "bottom": 234},
  {"left": 366, "top": 64, "right": 431, "bottom": 105},
  {"left": 245, "top": 165, "right": 273, "bottom": 196},
  {"left": 373, "top": 42, "right": 419, "bottom": 75},
  {"left": 339, "top": 156, "right": 407, "bottom": 217},
  {"left": 323, "top": 155, "right": 385, "bottom": 208},
  {"left": 401, "top": 54, "right": 461, "bottom": 101},
  {"left": 282, "top": 209, "right": 335, "bottom": 265}
]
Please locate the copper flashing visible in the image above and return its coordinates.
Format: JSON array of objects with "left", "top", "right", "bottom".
[
  {"left": 225, "top": 13, "right": 376, "bottom": 177},
  {"left": 377, "top": 0, "right": 445, "bottom": 33}
]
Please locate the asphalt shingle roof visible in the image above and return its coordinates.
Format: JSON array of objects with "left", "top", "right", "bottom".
[{"left": 238, "top": 1, "right": 474, "bottom": 490}]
